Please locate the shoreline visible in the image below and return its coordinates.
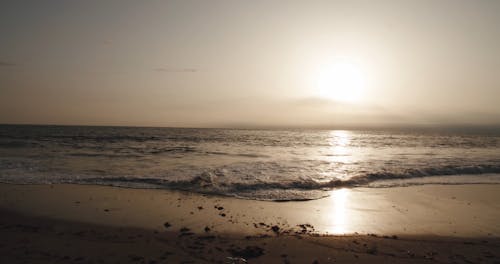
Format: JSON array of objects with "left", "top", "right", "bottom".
[
  {"left": 1, "top": 183, "right": 499, "bottom": 263},
  {"left": 1, "top": 183, "right": 499, "bottom": 237}
]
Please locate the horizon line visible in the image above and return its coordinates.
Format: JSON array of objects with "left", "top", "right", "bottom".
[{"left": 2, "top": 122, "right": 500, "bottom": 132}]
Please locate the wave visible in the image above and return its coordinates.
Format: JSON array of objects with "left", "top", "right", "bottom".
[
  {"left": 1, "top": 126, "right": 499, "bottom": 201},
  {"left": 349, "top": 164, "right": 500, "bottom": 184},
  {"left": 66, "top": 164, "right": 500, "bottom": 201},
  {"left": 204, "top": 151, "right": 270, "bottom": 158}
]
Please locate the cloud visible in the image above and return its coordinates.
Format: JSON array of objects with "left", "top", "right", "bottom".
[
  {"left": 0, "top": 61, "right": 16, "bottom": 67},
  {"left": 154, "top": 67, "right": 198, "bottom": 73}
]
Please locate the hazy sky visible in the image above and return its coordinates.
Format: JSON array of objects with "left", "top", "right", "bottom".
[{"left": 1, "top": 0, "right": 499, "bottom": 128}]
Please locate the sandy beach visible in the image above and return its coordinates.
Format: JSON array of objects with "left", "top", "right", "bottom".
[{"left": 0, "top": 183, "right": 499, "bottom": 263}]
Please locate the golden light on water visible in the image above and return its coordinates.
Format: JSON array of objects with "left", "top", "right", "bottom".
[
  {"left": 324, "top": 131, "right": 353, "bottom": 234},
  {"left": 329, "top": 130, "right": 351, "bottom": 147},
  {"left": 327, "top": 130, "right": 352, "bottom": 164}
]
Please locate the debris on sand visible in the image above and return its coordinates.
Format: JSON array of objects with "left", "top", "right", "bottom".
[
  {"left": 297, "top": 223, "right": 315, "bottom": 234},
  {"left": 163, "top": 222, "right": 171, "bottom": 229},
  {"left": 226, "top": 256, "right": 248, "bottom": 263},
  {"left": 178, "top": 227, "right": 194, "bottom": 237}
]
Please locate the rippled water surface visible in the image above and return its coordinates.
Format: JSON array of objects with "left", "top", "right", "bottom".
[{"left": 1, "top": 125, "right": 499, "bottom": 200}]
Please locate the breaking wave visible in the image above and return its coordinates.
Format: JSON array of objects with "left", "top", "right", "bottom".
[
  {"left": 31, "top": 164, "right": 500, "bottom": 201},
  {"left": 1, "top": 125, "right": 500, "bottom": 201}
]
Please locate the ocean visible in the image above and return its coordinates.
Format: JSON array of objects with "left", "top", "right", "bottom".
[{"left": 1, "top": 125, "right": 499, "bottom": 201}]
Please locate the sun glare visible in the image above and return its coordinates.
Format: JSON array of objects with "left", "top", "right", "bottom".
[
  {"left": 328, "top": 188, "right": 351, "bottom": 234},
  {"left": 316, "top": 60, "right": 366, "bottom": 102}
]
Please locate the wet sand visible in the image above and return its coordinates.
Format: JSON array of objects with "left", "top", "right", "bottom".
[{"left": 0, "top": 183, "right": 499, "bottom": 263}]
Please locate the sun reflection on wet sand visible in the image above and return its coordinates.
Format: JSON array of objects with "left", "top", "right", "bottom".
[{"left": 327, "top": 188, "right": 351, "bottom": 234}]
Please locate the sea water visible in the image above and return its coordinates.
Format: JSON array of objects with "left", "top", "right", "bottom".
[{"left": 1, "top": 125, "right": 499, "bottom": 200}]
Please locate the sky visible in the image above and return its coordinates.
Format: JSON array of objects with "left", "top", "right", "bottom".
[{"left": 1, "top": 0, "right": 499, "bottom": 128}]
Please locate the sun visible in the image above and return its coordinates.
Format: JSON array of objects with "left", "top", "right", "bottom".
[{"left": 316, "top": 60, "right": 366, "bottom": 102}]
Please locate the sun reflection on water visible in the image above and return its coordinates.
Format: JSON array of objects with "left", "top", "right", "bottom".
[
  {"left": 329, "top": 130, "right": 350, "bottom": 146},
  {"left": 320, "top": 130, "right": 354, "bottom": 181},
  {"left": 327, "top": 130, "right": 352, "bottom": 163}
]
